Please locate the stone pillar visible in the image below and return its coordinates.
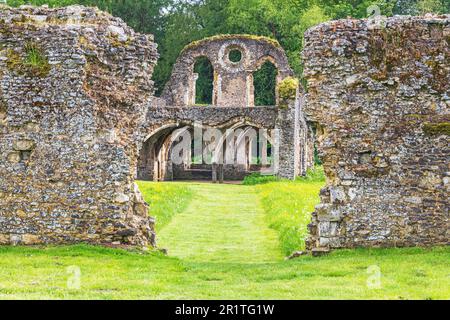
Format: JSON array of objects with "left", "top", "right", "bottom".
[
  {"left": 189, "top": 73, "right": 199, "bottom": 105},
  {"left": 219, "top": 164, "right": 224, "bottom": 183},
  {"left": 212, "top": 162, "right": 218, "bottom": 183},
  {"left": 275, "top": 88, "right": 301, "bottom": 179},
  {"left": 246, "top": 72, "right": 255, "bottom": 108}
]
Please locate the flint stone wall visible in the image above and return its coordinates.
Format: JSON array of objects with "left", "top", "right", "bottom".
[
  {"left": 0, "top": 6, "right": 158, "bottom": 246},
  {"left": 304, "top": 15, "right": 449, "bottom": 249}
]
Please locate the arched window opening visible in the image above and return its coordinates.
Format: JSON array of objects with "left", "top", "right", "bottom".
[
  {"left": 253, "top": 60, "right": 277, "bottom": 106},
  {"left": 194, "top": 57, "right": 214, "bottom": 106}
]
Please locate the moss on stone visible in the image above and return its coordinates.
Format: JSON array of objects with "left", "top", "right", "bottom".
[
  {"left": 423, "top": 122, "right": 450, "bottom": 136},
  {"left": 6, "top": 43, "right": 50, "bottom": 78},
  {"left": 79, "top": 35, "right": 96, "bottom": 50},
  {"left": 107, "top": 34, "right": 133, "bottom": 48},
  {"left": 23, "top": 43, "right": 50, "bottom": 75},
  {"left": 6, "top": 49, "right": 22, "bottom": 72},
  {"left": 181, "top": 34, "right": 281, "bottom": 53}
]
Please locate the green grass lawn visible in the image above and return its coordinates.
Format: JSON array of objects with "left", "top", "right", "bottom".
[
  {"left": 136, "top": 181, "right": 193, "bottom": 231},
  {"left": 0, "top": 245, "right": 448, "bottom": 299},
  {"left": 255, "top": 167, "right": 325, "bottom": 255},
  {"left": 158, "top": 183, "right": 283, "bottom": 263},
  {"left": 0, "top": 177, "right": 448, "bottom": 300}
]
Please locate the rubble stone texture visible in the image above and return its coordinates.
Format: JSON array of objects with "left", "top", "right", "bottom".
[
  {"left": 0, "top": 5, "right": 158, "bottom": 246},
  {"left": 304, "top": 15, "right": 449, "bottom": 249}
]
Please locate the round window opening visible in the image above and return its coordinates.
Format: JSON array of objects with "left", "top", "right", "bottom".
[{"left": 228, "top": 49, "right": 242, "bottom": 63}]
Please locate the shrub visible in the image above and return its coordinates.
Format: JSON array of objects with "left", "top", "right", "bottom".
[{"left": 277, "top": 76, "right": 299, "bottom": 108}]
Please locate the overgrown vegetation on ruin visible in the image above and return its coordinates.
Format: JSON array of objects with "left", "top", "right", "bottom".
[
  {"left": 423, "top": 122, "right": 450, "bottom": 136},
  {"left": 278, "top": 76, "right": 300, "bottom": 108},
  {"left": 6, "top": 43, "right": 50, "bottom": 77}
]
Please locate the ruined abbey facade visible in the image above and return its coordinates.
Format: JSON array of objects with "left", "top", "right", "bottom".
[
  {"left": 137, "top": 34, "right": 314, "bottom": 182},
  {"left": 0, "top": 5, "right": 448, "bottom": 250}
]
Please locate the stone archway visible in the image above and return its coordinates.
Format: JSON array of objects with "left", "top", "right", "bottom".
[{"left": 138, "top": 119, "right": 277, "bottom": 182}]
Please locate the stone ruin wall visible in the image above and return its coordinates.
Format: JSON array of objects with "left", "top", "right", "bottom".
[
  {"left": 147, "top": 35, "right": 314, "bottom": 181},
  {"left": 0, "top": 6, "right": 158, "bottom": 246},
  {"left": 1, "top": 6, "right": 447, "bottom": 251},
  {"left": 304, "top": 15, "right": 449, "bottom": 250},
  {"left": 161, "top": 35, "right": 294, "bottom": 107}
]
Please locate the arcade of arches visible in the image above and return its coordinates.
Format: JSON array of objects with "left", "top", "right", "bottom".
[{"left": 139, "top": 35, "right": 314, "bottom": 182}]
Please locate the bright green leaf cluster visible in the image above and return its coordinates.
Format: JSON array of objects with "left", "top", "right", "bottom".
[{"left": 277, "top": 77, "right": 299, "bottom": 107}]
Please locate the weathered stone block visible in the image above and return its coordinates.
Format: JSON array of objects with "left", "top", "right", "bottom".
[
  {"left": 22, "top": 234, "right": 41, "bottom": 245},
  {"left": 13, "top": 140, "right": 35, "bottom": 151},
  {"left": 0, "top": 234, "right": 9, "bottom": 245},
  {"left": 304, "top": 15, "right": 449, "bottom": 250},
  {"left": 0, "top": 5, "right": 158, "bottom": 247},
  {"left": 6, "top": 152, "right": 21, "bottom": 163}
]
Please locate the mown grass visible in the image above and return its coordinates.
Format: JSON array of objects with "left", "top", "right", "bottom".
[
  {"left": 156, "top": 183, "right": 283, "bottom": 263},
  {"left": 136, "top": 181, "right": 193, "bottom": 231},
  {"left": 0, "top": 245, "right": 448, "bottom": 299},
  {"left": 1, "top": 176, "right": 448, "bottom": 300},
  {"left": 256, "top": 166, "right": 325, "bottom": 255}
]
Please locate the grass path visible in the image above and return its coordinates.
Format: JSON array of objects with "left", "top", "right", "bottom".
[
  {"left": 0, "top": 181, "right": 448, "bottom": 299},
  {"left": 158, "top": 183, "right": 283, "bottom": 263}
]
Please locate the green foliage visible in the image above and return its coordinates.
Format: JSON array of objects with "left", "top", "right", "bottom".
[
  {"left": 243, "top": 173, "right": 280, "bottom": 185},
  {"left": 314, "top": 144, "right": 323, "bottom": 165},
  {"left": 6, "top": 43, "right": 50, "bottom": 77},
  {"left": 228, "top": 49, "right": 242, "bottom": 62},
  {"left": 416, "top": 0, "right": 448, "bottom": 14},
  {"left": 194, "top": 56, "right": 214, "bottom": 105},
  {"left": 24, "top": 43, "right": 49, "bottom": 69},
  {"left": 393, "top": 0, "right": 449, "bottom": 15},
  {"left": 136, "top": 181, "right": 193, "bottom": 232},
  {"left": 277, "top": 76, "right": 299, "bottom": 107},
  {"left": 254, "top": 61, "right": 277, "bottom": 106},
  {"left": 296, "top": 165, "right": 326, "bottom": 183},
  {"left": 257, "top": 166, "right": 325, "bottom": 255}
]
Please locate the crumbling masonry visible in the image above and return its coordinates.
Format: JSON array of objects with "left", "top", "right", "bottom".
[
  {"left": 0, "top": 6, "right": 158, "bottom": 246},
  {"left": 0, "top": 5, "right": 448, "bottom": 249},
  {"left": 304, "top": 15, "right": 449, "bottom": 250},
  {"left": 139, "top": 34, "right": 313, "bottom": 182}
]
